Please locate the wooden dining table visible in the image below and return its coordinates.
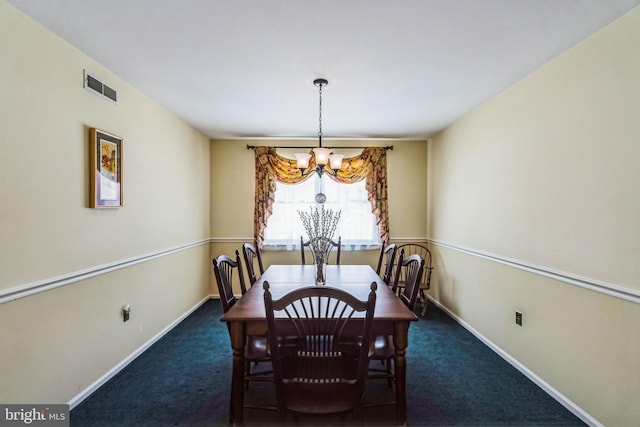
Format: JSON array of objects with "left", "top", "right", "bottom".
[{"left": 220, "top": 264, "right": 418, "bottom": 425}]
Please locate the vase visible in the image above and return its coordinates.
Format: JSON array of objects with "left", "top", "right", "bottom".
[{"left": 312, "top": 251, "right": 327, "bottom": 285}]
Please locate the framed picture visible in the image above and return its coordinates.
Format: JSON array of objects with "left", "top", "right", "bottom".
[{"left": 89, "top": 128, "right": 123, "bottom": 208}]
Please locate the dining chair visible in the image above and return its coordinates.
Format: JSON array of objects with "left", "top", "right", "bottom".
[
  {"left": 394, "top": 243, "right": 434, "bottom": 316},
  {"left": 368, "top": 251, "right": 424, "bottom": 392},
  {"left": 213, "top": 250, "right": 248, "bottom": 299},
  {"left": 375, "top": 243, "right": 397, "bottom": 286},
  {"left": 212, "top": 252, "right": 272, "bottom": 399},
  {"left": 300, "top": 235, "right": 342, "bottom": 265},
  {"left": 263, "top": 280, "right": 377, "bottom": 421},
  {"left": 242, "top": 240, "right": 265, "bottom": 285}
]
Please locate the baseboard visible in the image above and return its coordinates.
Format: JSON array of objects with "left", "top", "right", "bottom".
[
  {"left": 427, "top": 297, "right": 604, "bottom": 427},
  {"left": 68, "top": 295, "right": 214, "bottom": 409}
]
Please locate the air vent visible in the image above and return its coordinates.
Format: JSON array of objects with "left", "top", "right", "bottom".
[
  {"left": 102, "top": 84, "right": 117, "bottom": 102},
  {"left": 83, "top": 70, "right": 118, "bottom": 104},
  {"left": 86, "top": 74, "right": 102, "bottom": 93}
]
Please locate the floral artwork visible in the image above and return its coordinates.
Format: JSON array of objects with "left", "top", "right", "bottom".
[{"left": 90, "top": 128, "right": 122, "bottom": 208}]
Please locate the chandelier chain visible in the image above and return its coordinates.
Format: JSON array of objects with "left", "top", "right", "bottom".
[{"left": 318, "top": 82, "right": 323, "bottom": 145}]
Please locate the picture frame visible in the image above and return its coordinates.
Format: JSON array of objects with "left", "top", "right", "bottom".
[{"left": 89, "top": 128, "right": 123, "bottom": 208}]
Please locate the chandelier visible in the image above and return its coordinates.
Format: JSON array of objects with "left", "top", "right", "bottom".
[{"left": 294, "top": 78, "right": 344, "bottom": 177}]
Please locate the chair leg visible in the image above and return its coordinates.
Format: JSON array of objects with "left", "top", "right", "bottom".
[
  {"left": 244, "top": 361, "right": 250, "bottom": 390},
  {"left": 340, "top": 412, "right": 349, "bottom": 426},
  {"left": 419, "top": 290, "right": 428, "bottom": 316},
  {"left": 228, "top": 383, "right": 234, "bottom": 424}
]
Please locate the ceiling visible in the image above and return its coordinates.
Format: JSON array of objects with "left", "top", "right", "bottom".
[{"left": 7, "top": 0, "right": 639, "bottom": 140}]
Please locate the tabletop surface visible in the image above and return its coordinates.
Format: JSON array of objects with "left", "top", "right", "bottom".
[{"left": 221, "top": 264, "right": 418, "bottom": 323}]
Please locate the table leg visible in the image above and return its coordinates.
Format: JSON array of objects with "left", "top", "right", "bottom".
[
  {"left": 394, "top": 321, "right": 410, "bottom": 425},
  {"left": 229, "top": 321, "right": 246, "bottom": 425}
]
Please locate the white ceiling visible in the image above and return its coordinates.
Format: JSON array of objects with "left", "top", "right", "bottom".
[{"left": 7, "top": 0, "right": 639, "bottom": 140}]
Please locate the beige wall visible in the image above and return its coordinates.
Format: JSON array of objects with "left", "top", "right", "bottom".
[
  {"left": 0, "top": 1, "right": 212, "bottom": 404},
  {"left": 427, "top": 7, "right": 640, "bottom": 427},
  {"left": 209, "top": 139, "right": 429, "bottom": 293},
  {"left": 4, "top": 0, "right": 637, "bottom": 423}
]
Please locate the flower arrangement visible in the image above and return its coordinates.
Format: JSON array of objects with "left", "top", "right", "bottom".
[{"left": 298, "top": 205, "right": 341, "bottom": 285}]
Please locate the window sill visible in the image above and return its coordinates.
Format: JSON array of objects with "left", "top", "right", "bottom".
[{"left": 263, "top": 243, "right": 381, "bottom": 251}]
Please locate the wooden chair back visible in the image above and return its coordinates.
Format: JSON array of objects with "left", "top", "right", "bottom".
[
  {"left": 212, "top": 250, "right": 247, "bottom": 313},
  {"left": 395, "top": 244, "right": 433, "bottom": 291},
  {"left": 392, "top": 252, "right": 425, "bottom": 311},
  {"left": 263, "top": 281, "right": 377, "bottom": 415},
  {"left": 394, "top": 244, "right": 433, "bottom": 315},
  {"left": 242, "top": 240, "right": 264, "bottom": 284},
  {"left": 375, "top": 243, "right": 397, "bottom": 285},
  {"left": 300, "top": 235, "right": 342, "bottom": 265}
]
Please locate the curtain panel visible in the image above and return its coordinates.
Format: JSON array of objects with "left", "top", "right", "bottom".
[{"left": 254, "top": 146, "right": 389, "bottom": 248}]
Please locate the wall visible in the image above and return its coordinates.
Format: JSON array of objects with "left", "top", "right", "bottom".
[
  {"left": 210, "top": 139, "right": 428, "bottom": 293},
  {"left": 0, "top": 1, "right": 212, "bottom": 405},
  {"left": 427, "top": 7, "right": 640, "bottom": 427}
]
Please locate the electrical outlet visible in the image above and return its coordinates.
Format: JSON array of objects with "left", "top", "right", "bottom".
[
  {"left": 515, "top": 310, "right": 522, "bottom": 326},
  {"left": 122, "top": 304, "right": 131, "bottom": 322}
]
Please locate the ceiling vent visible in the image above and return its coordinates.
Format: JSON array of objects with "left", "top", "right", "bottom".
[{"left": 83, "top": 70, "right": 118, "bottom": 104}]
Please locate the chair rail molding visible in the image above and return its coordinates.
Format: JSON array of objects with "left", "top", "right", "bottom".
[
  {"left": 390, "top": 237, "right": 430, "bottom": 243},
  {"left": 0, "top": 239, "right": 212, "bottom": 305},
  {"left": 427, "top": 239, "right": 639, "bottom": 305},
  {"left": 209, "top": 237, "right": 253, "bottom": 243}
]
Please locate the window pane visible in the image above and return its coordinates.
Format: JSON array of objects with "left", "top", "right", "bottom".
[{"left": 264, "top": 175, "right": 380, "bottom": 249}]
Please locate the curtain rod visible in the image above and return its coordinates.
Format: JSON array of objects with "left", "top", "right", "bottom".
[{"left": 246, "top": 144, "right": 393, "bottom": 150}]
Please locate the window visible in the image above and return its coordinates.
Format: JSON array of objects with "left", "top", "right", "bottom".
[
  {"left": 253, "top": 146, "right": 390, "bottom": 249},
  {"left": 263, "top": 175, "right": 380, "bottom": 250}
]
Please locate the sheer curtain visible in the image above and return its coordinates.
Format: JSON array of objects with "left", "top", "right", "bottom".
[
  {"left": 253, "top": 146, "right": 389, "bottom": 249},
  {"left": 264, "top": 176, "right": 380, "bottom": 250}
]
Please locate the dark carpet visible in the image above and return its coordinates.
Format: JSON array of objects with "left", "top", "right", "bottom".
[{"left": 71, "top": 299, "right": 586, "bottom": 426}]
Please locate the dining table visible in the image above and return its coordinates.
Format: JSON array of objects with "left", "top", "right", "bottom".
[{"left": 220, "top": 264, "right": 418, "bottom": 425}]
